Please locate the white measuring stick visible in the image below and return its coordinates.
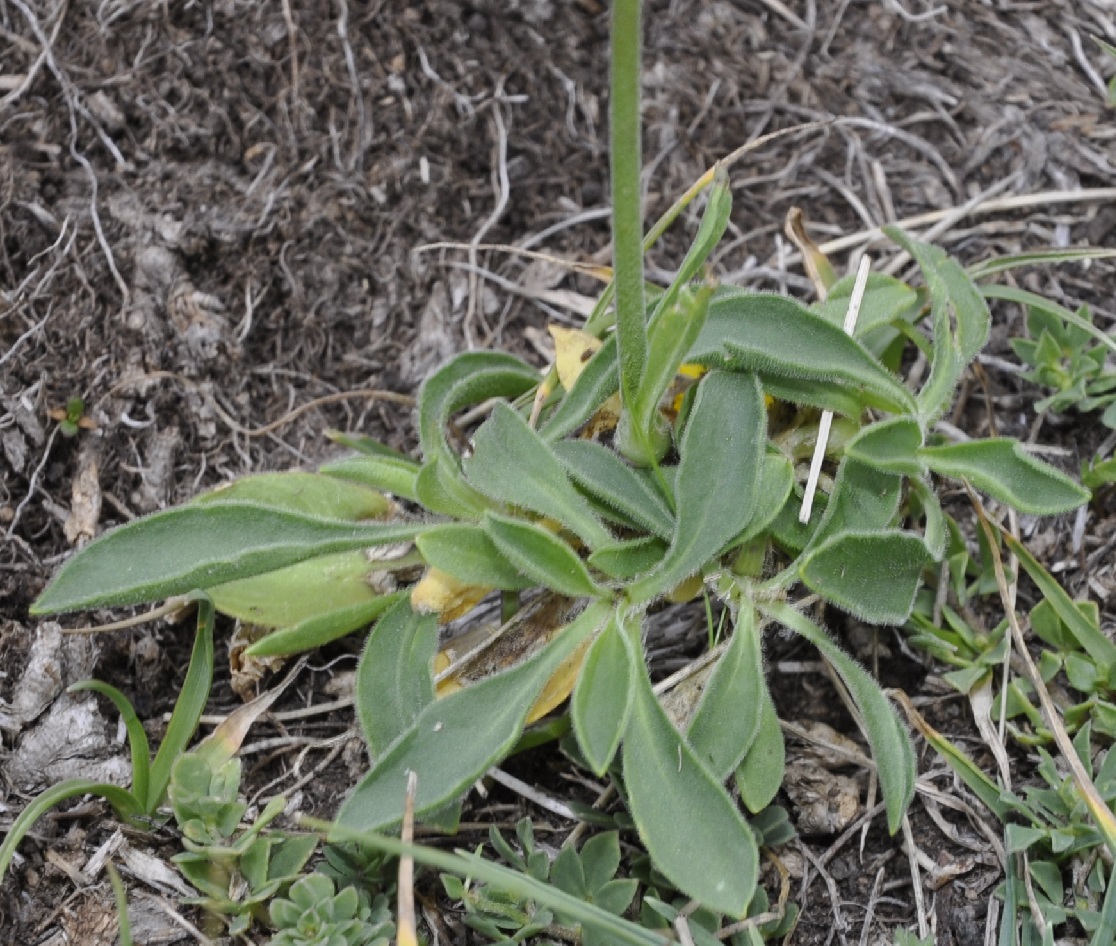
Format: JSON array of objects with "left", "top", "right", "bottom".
[{"left": 799, "top": 255, "right": 873, "bottom": 524}]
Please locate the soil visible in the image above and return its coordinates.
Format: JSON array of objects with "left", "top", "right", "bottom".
[{"left": 2, "top": 0, "right": 1115, "bottom": 943}]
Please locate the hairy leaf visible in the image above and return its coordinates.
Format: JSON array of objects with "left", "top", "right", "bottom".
[
  {"left": 541, "top": 335, "right": 620, "bottom": 443},
  {"left": 320, "top": 454, "right": 420, "bottom": 502},
  {"left": 687, "top": 606, "right": 765, "bottom": 780},
  {"left": 844, "top": 417, "right": 925, "bottom": 477},
  {"left": 416, "top": 524, "right": 532, "bottom": 591},
  {"left": 31, "top": 503, "right": 424, "bottom": 614},
  {"left": 465, "top": 403, "right": 612, "bottom": 549},
  {"left": 191, "top": 471, "right": 392, "bottom": 520},
  {"left": 588, "top": 536, "right": 668, "bottom": 580},
  {"left": 246, "top": 595, "right": 403, "bottom": 658},
  {"left": 208, "top": 550, "right": 379, "bottom": 627},
  {"left": 628, "top": 371, "right": 765, "bottom": 602},
  {"left": 734, "top": 679, "right": 785, "bottom": 814},
  {"left": 554, "top": 439, "right": 674, "bottom": 540},
  {"left": 355, "top": 598, "right": 440, "bottom": 758},
  {"left": 690, "top": 290, "right": 915, "bottom": 415},
  {"left": 920, "top": 439, "right": 1089, "bottom": 514},
  {"left": 572, "top": 613, "right": 635, "bottom": 775},
  {"left": 800, "top": 530, "right": 933, "bottom": 625},
  {"left": 623, "top": 662, "right": 758, "bottom": 915},
  {"left": 483, "top": 513, "right": 605, "bottom": 599},
  {"left": 765, "top": 601, "right": 915, "bottom": 832},
  {"left": 337, "top": 601, "right": 609, "bottom": 831}
]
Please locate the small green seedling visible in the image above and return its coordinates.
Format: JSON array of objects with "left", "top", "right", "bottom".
[{"left": 47, "top": 395, "right": 96, "bottom": 437}]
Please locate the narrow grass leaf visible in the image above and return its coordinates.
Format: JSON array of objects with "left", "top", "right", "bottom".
[
  {"left": 967, "top": 247, "right": 1116, "bottom": 280},
  {"left": 690, "top": 290, "right": 915, "bottom": 415},
  {"left": 147, "top": 598, "right": 215, "bottom": 813},
  {"left": 483, "top": 513, "right": 605, "bottom": 599},
  {"left": 337, "top": 601, "right": 609, "bottom": 831},
  {"left": 628, "top": 371, "right": 765, "bottom": 603},
  {"left": 844, "top": 417, "right": 925, "bottom": 476},
  {"left": 31, "top": 504, "right": 424, "bottom": 614},
  {"left": 355, "top": 598, "right": 439, "bottom": 758},
  {"left": 1001, "top": 531, "right": 1116, "bottom": 675},
  {"left": 316, "top": 822, "right": 665, "bottom": 946},
  {"left": 416, "top": 523, "right": 532, "bottom": 590},
  {"left": 320, "top": 454, "right": 420, "bottom": 502},
  {"left": 572, "top": 613, "right": 635, "bottom": 775},
  {"left": 245, "top": 594, "right": 403, "bottom": 658},
  {"left": 68, "top": 680, "right": 150, "bottom": 812},
  {"left": 800, "top": 530, "right": 933, "bottom": 625},
  {"left": 192, "top": 471, "right": 391, "bottom": 520},
  {"left": 554, "top": 439, "right": 674, "bottom": 540},
  {"left": 687, "top": 606, "right": 764, "bottom": 780},
  {"left": 920, "top": 439, "right": 1090, "bottom": 514},
  {"left": 0, "top": 780, "right": 144, "bottom": 882},
  {"left": 465, "top": 403, "right": 612, "bottom": 549},
  {"left": 623, "top": 662, "right": 758, "bottom": 916},
  {"left": 734, "top": 678, "right": 785, "bottom": 814},
  {"left": 541, "top": 335, "right": 620, "bottom": 443},
  {"left": 208, "top": 550, "right": 380, "bottom": 627},
  {"left": 765, "top": 600, "right": 915, "bottom": 832}
]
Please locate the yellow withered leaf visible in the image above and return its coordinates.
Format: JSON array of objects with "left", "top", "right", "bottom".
[
  {"left": 548, "top": 324, "right": 603, "bottom": 391},
  {"left": 526, "top": 637, "right": 592, "bottom": 724},
  {"left": 410, "top": 567, "right": 491, "bottom": 623}
]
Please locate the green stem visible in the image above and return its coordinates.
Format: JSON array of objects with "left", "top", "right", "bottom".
[{"left": 610, "top": 0, "right": 646, "bottom": 411}]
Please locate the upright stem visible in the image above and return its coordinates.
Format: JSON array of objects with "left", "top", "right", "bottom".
[{"left": 609, "top": 0, "right": 646, "bottom": 413}]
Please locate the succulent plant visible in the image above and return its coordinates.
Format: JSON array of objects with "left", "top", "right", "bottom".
[{"left": 268, "top": 873, "right": 395, "bottom": 946}]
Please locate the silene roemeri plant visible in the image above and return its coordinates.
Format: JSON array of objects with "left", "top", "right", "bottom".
[{"left": 13, "top": 0, "right": 1110, "bottom": 934}]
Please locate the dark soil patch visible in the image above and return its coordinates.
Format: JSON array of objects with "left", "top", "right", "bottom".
[{"left": 3, "top": 0, "right": 1115, "bottom": 942}]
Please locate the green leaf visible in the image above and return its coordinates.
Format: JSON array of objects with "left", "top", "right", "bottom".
[
  {"left": 628, "top": 371, "right": 765, "bottom": 603},
  {"left": 31, "top": 503, "right": 424, "bottom": 614},
  {"left": 734, "top": 680, "right": 785, "bottom": 814},
  {"left": 572, "top": 613, "right": 635, "bottom": 775},
  {"left": 554, "top": 439, "right": 674, "bottom": 540},
  {"left": 687, "top": 606, "right": 765, "bottom": 780},
  {"left": 208, "top": 550, "right": 380, "bottom": 627},
  {"left": 632, "top": 283, "right": 714, "bottom": 441},
  {"left": 1002, "top": 531, "right": 1116, "bottom": 676},
  {"left": 691, "top": 291, "right": 915, "bottom": 415},
  {"left": 320, "top": 454, "right": 419, "bottom": 502},
  {"left": 541, "top": 335, "right": 619, "bottom": 443},
  {"left": 886, "top": 227, "right": 990, "bottom": 421},
  {"left": 814, "top": 273, "right": 919, "bottom": 357},
  {"left": 800, "top": 530, "right": 933, "bottom": 625},
  {"left": 844, "top": 418, "right": 925, "bottom": 476},
  {"left": 807, "top": 457, "right": 903, "bottom": 548},
  {"left": 192, "top": 471, "right": 391, "bottom": 520},
  {"left": 967, "top": 247, "right": 1116, "bottom": 281},
  {"left": 623, "top": 662, "right": 758, "bottom": 916},
  {"left": 68, "top": 680, "right": 151, "bottom": 814},
  {"left": 336, "top": 601, "right": 609, "bottom": 831},
  {"left": 465, "top": 403, "right": 612, "bottom": 549},
  {"left": 147, "top": 599, "right": 215, "bottom": 813},
  {"left": 0, "top": 779, "right": 144, "bottom": 882},
  {"left": 245, "top": 594, "right": 403, "bottom": 658},
  {"left": 355, "top": 598, "right": 440, "bottom": 758},
  {"left": 919, "top": 439, "right": 1089, "bottom": 514},
  {"left": 726, "top": 452, "right": 795, "bottom": 550},
  {"left": 588, "top": 537, "right": 668, "bottom": 581},
  {"left": 764, "top": 600, "right": 915, "bottom": 832},
  {"left": 416, "top": 524, "right": 532, "bottom": 591},
  {"left": 414, "top": 456, "right": 491, "bottom": 518},
  {"left": 483, "top": 513, "right": 605, "bottom": 598},
  {"left": 417, "top": 352, "right": 540, "bottom": 462}
]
